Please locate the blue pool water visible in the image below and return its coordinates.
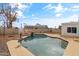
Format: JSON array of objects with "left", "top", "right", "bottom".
[{"left": 20, "top": 34, "right": 68, "bottom": 56}]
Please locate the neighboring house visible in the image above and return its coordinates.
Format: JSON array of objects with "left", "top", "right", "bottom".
[{"left": 61, "top": 22, "right": 79, "bottom": 37}]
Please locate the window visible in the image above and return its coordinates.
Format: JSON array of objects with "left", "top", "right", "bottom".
[
  {"left": 72, "top": 27, "right": 77, "bottom": 33},
  {"left": 67, "top": 27, "right": 71, "bottom": 33},
  {"left": 67, "top": 27, "right": 77, "bottom": 33}
]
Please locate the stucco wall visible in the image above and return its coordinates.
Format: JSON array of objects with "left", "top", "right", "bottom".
[{"left": 61, "top": 22, "right": 79, "bottom": 37}]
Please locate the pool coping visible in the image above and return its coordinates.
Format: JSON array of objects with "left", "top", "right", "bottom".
[
  {"left": 7, "top": 33, "right": 79, "bottom": 56},
  {"left": 7, "top": 36, "right": 34, "bottom": 56},
  {"left": 44, "top": 33, "right": 79, "bottom": 56}
]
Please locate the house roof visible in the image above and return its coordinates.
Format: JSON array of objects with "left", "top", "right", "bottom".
[{"left": 62, "top": 22, "right": 79, "bottom": 25}]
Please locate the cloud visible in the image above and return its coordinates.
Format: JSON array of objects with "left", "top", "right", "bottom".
[
  {"left": 32, "top": 14, "right": 35, "bottom": 17},
  {"left": 66, "top": 14, "right": 79, "bottom": 22},
  {"left": 43, "top": 3, "right": 68, "bottom": 18},
  {"left": 43, "top": 3, "right": 68, "bottom": 13},
  {"left": 16, "top": 10, "right": 26, "bottom": 18},
  {"left": 9, "top": 3, "right": 31, "bottom": 10},
  {"left": 43, "top": 3, "right": 79, "bottom": 14},
  {"left": 26, "top": 14, "right": 79, "bottom": 28},
  {"left": 72, "top": 5, "right": 79, "bottom": 9},
  {"left": 43, "top": 4, "right": 54, "bottom": 10},
  {"left": 71, "top": 4, "right": 79, "bottom": 11},
  {"left": 9, "top": 3, "right": 32, "bottom": 18},
  {"left": 31, "top": 14, "right": 39, "bottom": 20},
  {"left": 16, "top": 3, "right": 29, "bottom": 11},
  {"left": 9, "top": 3, "right": 17, "bottom": 8},
  {"left": 55, "top": 13, "right": 62, "bottom": 17},
  {"left": 54, "top": 4, "right": 63, "bottom": 13}
]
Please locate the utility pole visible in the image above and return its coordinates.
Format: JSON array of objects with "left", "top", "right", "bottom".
[
  {"left": 78, "top": 17, "right": 79, "bottom": 22},
  {"left": 23, "top": 23, "right": 26, "bottom": 35},
  {"left": 20, "top": 23, "right": 22, "bottom": 39},
  {"left": 3, "top": 20, "right": 5, "bottom": 36}
]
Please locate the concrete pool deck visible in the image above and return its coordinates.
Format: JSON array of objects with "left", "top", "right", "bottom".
[
  {"left": 7, "top": 33, "right": 79, "bottom": 56},
  {"left": 45, "top": 34, "right": 79, "bottom": 56},
  {"left": 7, "top": 40, "right": 33, "bottom": 56}
]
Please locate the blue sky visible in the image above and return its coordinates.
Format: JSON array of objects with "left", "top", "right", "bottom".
[{"left": 0, "top": 3, "right": 79, "bottom": 28}]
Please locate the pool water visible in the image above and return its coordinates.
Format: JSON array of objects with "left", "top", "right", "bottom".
[{"left": 20, "top": 34, "right": 68, "bottom": 56}]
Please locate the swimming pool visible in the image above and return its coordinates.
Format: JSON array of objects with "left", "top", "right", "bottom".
[{"left": 20, "top": 34, "right": 68, "bottom": 56}]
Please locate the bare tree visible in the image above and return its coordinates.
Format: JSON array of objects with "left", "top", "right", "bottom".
[
  {"left": 0, "top": 4, "right": 17, "bottom": 28},
  {"left": 5, "top": 9, "right": 17, "bottom": 28}
]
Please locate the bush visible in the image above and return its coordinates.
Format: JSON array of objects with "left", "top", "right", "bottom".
[{"left": 0, "top": 27, "right": 19, "bottom": 35}]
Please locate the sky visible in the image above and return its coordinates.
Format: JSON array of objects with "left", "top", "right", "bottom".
[{"left": 0, "top": 3, "right": 79, "bottom": 28}]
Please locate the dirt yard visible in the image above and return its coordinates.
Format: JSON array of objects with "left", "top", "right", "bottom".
[{"left": 0, "top": 35, "right": 21, "bottom": 56}]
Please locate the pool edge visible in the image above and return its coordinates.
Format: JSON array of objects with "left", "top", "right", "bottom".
[{"left": 7, "top": 40, "right": 34, "bottom": 56}]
